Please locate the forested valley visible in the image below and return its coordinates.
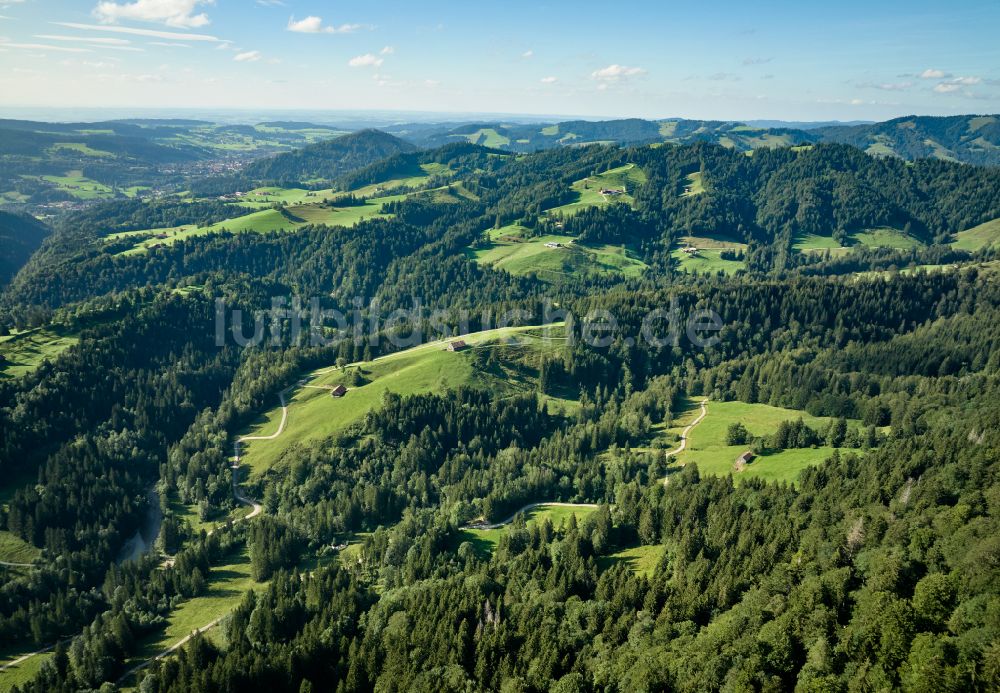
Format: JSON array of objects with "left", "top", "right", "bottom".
[{"left": 0, "top": 124, "right": 998, "bottom": 692}]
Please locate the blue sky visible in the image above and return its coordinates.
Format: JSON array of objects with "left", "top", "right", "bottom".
[{"left": 0, "top": 0, "right": 998, "bottom": 121}]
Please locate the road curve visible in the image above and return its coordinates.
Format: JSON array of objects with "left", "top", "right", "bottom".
[
  {"left": 466, "top": 501, "right": 601, "bottom": 531},
  {"left": 227, "top": 387, "right": 293, "bottom": 521},
  {"left": 663, "top": 399, "right": 708, "bottom": 485},
  {"left": 2, "top": 392, "right": 289, "bottom": 682}
]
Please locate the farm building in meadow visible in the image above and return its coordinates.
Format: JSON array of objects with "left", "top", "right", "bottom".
[
  {"left": 447, "top": 340, "right": 468, "bottom": 352},
  {"left": 330, "top": 384, "right": 347, "bottom": 397},
  {"left": 733, "top": 450, "right": 756, "bottom": 472}
]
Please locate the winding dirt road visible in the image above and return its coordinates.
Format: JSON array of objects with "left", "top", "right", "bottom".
[
  {"left": 228, "top": 387, "right": 293, "bottom": 522},
  {"left": 0, "top": 560, "right": 34, "bottom": 569},
  {"left": 116, "top": 616, "right": 225, "bottom": 684},
  {"left": 663, "top": 399, "right": 708, "bottom": 485}
]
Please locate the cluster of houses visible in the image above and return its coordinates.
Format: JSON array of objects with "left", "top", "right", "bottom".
[{"left": 681, "top": 245, "right": 700, "bottom": 257}]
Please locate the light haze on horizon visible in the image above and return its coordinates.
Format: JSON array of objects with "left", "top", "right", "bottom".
[{"left": 0, "top": 0, "right": 998, "bottom": 122}]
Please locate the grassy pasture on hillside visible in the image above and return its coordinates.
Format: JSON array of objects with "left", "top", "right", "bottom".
[
  {"left": 112, "top": 195, "right": 405, "bottom": 254},
  {"left": 0, "top": 531, "right": 39, "bottom": 565},
  {"left": 238, "top": 324, "right": 569, "bottom": 476},
  {"left": 545, "top": 164, "right": 646, "bottom": 218},
  {"left": 681, "top": 171, "right": 704, "bottom": 197},
  {"left": 0, "top": 648, "right": 52, "bottom": 692},
  {"left": 118, "top": 548, "right": 257, "bottom": 680},
  {"left": 851, "top": 227, "right": 924, "bottom": 249},
  {"left": 470, "top": 231, "right": 646, "bottom": 280},
  {"left": 671, "top": 400, "right": 863, "bottom": 483},
  {"left": 598, "top": 544, "right": 666, "bottom": 578},
  {"left": 460, "top": 504, "right": 601, "bottom": 555},
  {"left": 951, "top": 217, "right": 1000, "bottom": 251},
  {"left": 791, "top": 227, "right": 925, "bottom": 256},
  {"left": 0, "top": 327, "right": 79, "bottom": 378},
  {"left": 48, "top": 142, "right": 114, "bottom": 158},
  {"left": 792, "top": 233, "right": 849, "bottom": 253},
  {"left": 33, "top": 171, "right": 115, "bottom": 200},
  {"left": 671, "top": 248, "right": 745, "bottom": 275}
]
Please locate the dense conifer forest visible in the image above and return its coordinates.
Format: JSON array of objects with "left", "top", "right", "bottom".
[{"left": 0, "top": 121, "right": 998, "bottom": 692}]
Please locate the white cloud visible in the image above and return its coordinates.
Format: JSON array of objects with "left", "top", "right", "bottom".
[
  {"left": 0, "top": 40, "right": 93, "bottom": 52},
  {"left": 94, "top": 0, "right": 212, "bottom": 29},
  {"left": 149, "top": 41, "right": 189, "bottom": 47},
  {"left": 380, "top": 45, "right": 393, "bottom": 55},
  {"left": 850, "top": 98, "right": 864, "bottom": 105},
  {"left": 255, "top": 0, "right": 284, "bottom": 5},
  {"left": 54, "top": 21, "right": 221, "bottom": 42},
  {"left": 521, "top": 49, "right": 533, "bottom": 58},
  {"left": 591, "top": 64, "right": 646, "bottom": 82},
  {"left": 540, "top": 76, "right": 557, "bottom": 84},
  {"left": 424, "top": 79, "right": 439, "bottom": 87},
  {"left": 34, "top": 34, "right": 131, "bottom": 45},
  {"left": 98, "top": 44, "right": 144, "bottom": 51},
  {"left": 234, "top": 50, "right": 261, "bottom": 62},
  {"left": 348, "top": 53, "right": 382, "bottom": 68},
  {"left": 932, "top": 75, "right": 982, "bottom": 95},
  {"left": 920, "top": 68, "right": 948, "bottom": 79},
  {"left": 287, "top": 16, "right": 361, "bottom": 34},
  {"left": 857, "top": 81, "right": 913, "bottom": 91},
  {"left": 741, "top": 56, "right": 772, "bottom": 66}
]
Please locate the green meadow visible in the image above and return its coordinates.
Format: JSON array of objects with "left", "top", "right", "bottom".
[
  {"left": 0, "top": 532, "right": 40, "bottom": 565},
  {"left": 112, "top": 195, "right": 405, "bottom": 254},
  {"left": 0, "top": 327, "right": 79, "bottom": 378},
  {"left": 0, "top": 648, "right": 52, "bottom": 692},
  {"left": 118, "top": 547, "right": 257, "bottom": 682},
  {"left": 460, "top": 128, "right": 510, "bottom": 148},
  {"left": 852, "top": 227, "right": 924, "bottom": 249},
  {"left": 671, "top": 400, "right": 863, "bottom": 483},
  {"left": 671, "top": 248, "right": 745, "bottom": 274},
  {"left": 471, "top": 230, "right": 646, "bottom": 280},
  {"left": 35, "top": 171, "right": 115, "bottom": 200},
  {"left": 545, "top": 164, "right": 646, "bottom": 218},
  {"left": 48, "top": 142, "right": 114, "bottom": 158},
  {"left": 791, "top": 227, "right": 925, "bottom": 256},
  {"left": 951, "top": 217, "right": 1000, "bottom": 251},
  {"left": 598, "top": 544, "right": 666, "bottom": 578},
  {"left": 681, "top": 171, "right": 704, "bottom": 196},
  {"left": 238, "top": 324, "right": 569, "bottom": 476},
  {"left": 460, "top": 504, "right": 600, "bottom": 555}
]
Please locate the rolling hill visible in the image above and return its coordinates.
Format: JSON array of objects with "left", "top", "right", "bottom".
[
  {"left": 813, "top": 115, "right": 1000, "bottom": 165},
  {"left": 240, "top": 129, "right": 418, "bottom": 186},
  {"left": 388, "top": 114, "right": 1000, "bottom": 165}
]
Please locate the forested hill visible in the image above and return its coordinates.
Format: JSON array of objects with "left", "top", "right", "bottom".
[
  {"left": 1, "top": 110, "right": 1000, "bottom": 691},
  {"left": 239, "top": 129, "right": 418, "bottom": 187},
  {"left": 813, "top": 115, "right": 1000, "bottom": 166},
  {"left": 389, "top": 114, "right": 1000, "bottom": 165},
  {"left": 0, "top": 211, "right": 49, "bottom": 286}
]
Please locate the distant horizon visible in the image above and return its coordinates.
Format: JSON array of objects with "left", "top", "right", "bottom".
[
  {"left": 0, "top": 104, "right": 940, "bottom": 128},
  {"left": 1, "top": 1, "right": 997, "bottom": 121}
]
